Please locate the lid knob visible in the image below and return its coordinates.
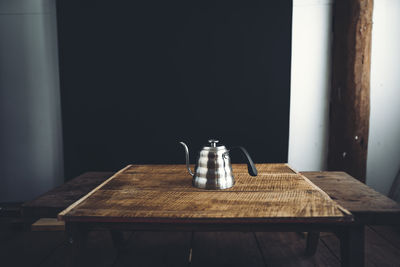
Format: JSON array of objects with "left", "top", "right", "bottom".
[{"left": 208, "top": 139, "right": 219, "bottom": 147}]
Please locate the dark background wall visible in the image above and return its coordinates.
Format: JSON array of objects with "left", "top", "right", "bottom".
[{"left": 56, "top": 0, "right": 293, "bottom": 180}]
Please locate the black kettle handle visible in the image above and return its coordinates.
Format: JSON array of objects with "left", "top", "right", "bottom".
[{"left": 232, "top": 146, "right": 258, "bottom": 176}]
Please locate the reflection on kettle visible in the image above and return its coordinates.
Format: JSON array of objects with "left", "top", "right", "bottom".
[{"left": 179, "top": 139, "right": 258, "bottom": 190}]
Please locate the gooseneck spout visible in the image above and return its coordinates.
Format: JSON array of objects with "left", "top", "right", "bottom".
[{"left": 179, "top": 142, "right": 194, "bottom": 177}]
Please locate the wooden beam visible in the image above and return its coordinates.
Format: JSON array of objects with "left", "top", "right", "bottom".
[
  {"left": 31, "top": 218, "right": 65, "bottom": 232},
  {"left": 328, "top": 0, "right": 374, "bottom": 182}
]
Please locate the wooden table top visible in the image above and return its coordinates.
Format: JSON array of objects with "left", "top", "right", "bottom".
[{"left": 58, "top": 164, "right": 352, "bottom": 224}]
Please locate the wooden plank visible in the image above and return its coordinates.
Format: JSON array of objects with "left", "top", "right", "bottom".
[
  {"left": 191, "top": 232, "right": 265, "bottom": 267},
  {"left": 0, "top": 228, "right": 398, "bottom": 267},
  {"left": 320, "top": 227, "right": 400, "bottom": 266},
  {"left": 303, "top": 171, "right": 400, "bottom": 224},
  {"left": 328, "top": 0, "right": 374, "bottom": 182},
  {"left": 58, "top": 165, "right": 131, "bottom": 220},
  {"left": 125, "top": 163, "right": 296, "bottom": 174},
  {"left": 368, "top": 226, "right": 400, "bottom": 251},
  {"left": 32, "top": 218, "right": 65, "bottom": 232},
  {"left": 22, "top": 172, "right": 114, "bottom": 218},
  {"left": 102, "top": 172, "right": 311, "bottom": 192},
  {"left": 0, "top": 231, "right": 66, "bottom": 267},
  {"left": 39, "top": 231, "right": 121, "bottom": 267},
  {"left": 62, "top": 190, "right": 347, "bottom": 222},
  {"left": 113, "top": 232, "right": 191, "bottom": 267},
  {"left": 255, "top": 232, "right": 340, "bottom": 266},
  {"left": 59, "top": 164, "right": 350, "bottom": 223}
]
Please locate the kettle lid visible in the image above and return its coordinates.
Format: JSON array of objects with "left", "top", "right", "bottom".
[
  {"left": 208, "top": 139, "right": 220, "bottom": 147},
  {"left": 202, "top": 139, "right": 227, "bottom": 151}
]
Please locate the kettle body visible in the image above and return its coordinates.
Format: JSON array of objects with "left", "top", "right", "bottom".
[{"left": 180, "top": 139, "right": 257, "bottom": 190}]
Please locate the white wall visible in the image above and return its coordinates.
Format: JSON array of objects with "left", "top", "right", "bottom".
[
  {"left": 366, "top": 0, "right": 400, "bottom": 195},
  {"left": 0, "top": 0, "right": 64, "bottom": 202},
  {"left": 289, "top": 0, "right": 400, "bottom": 196},
  {"left": 288, "top": 0, "right": 333, "bottom": 172}
]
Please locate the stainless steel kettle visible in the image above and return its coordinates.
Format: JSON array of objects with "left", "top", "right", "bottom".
[{"left": 179, "top": 139, "right": 258, "bottom": 190}]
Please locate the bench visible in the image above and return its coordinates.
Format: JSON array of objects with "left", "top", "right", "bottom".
[{"left": 23, "top": 171, "right": 400, "bottom": 223}]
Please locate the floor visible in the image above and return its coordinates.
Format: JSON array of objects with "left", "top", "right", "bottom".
[{"left": 1, "top": 216, "right": 400, "bottom": 267}]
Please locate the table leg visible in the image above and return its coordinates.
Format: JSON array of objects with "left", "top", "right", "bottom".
[
  {"left": 339, "top": 226, "right": 365, "bottom": 267},
  {"left": 66, "top": 223, "right": 88, "bottom": 267},
  {"left": 305, "top": 231, "right": 320, "bottom": 256}
]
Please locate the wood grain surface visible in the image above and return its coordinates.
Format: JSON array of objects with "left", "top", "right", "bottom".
[
  {"left": 22, "top": 172, "right": 115, "bottom": 218},
  {"left": 58, "top": 164, "right": 351, "bottom": 223},
  {"left": 304, "top": 171, "right": 400, "bottom": 224}
]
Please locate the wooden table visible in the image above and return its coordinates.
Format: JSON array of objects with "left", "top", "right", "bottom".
[{"left": 57, "top": 164, "right": 366, "bottom": 266}]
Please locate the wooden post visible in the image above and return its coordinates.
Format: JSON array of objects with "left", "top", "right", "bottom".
[
  {"left": 339, "top": 226, "right": 365, "bottom": 267},
  {"left": 305, "top": 231, "right": 320, "bottom": 256},
  {"left": 67, "top": 222, "right": 88, "bottom": 267},
  {"left": 328, "top": 0, "right": 374, "bottom": 182}
]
